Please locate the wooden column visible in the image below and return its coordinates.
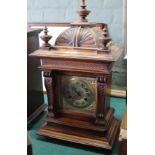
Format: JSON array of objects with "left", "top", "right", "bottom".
[
  {"left": 44, "top": 71, "right": 56, "bottom": 117},
  {"left": 95, "top": 76, "right": 107, "bottom": 128}
]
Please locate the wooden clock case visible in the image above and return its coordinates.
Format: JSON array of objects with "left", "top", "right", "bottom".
[
  {"left": 30, "top": 46, "right": 122, "bottom": 150},
  {"left": 29, "top": 1, "right": 122, "bottom": 150}
]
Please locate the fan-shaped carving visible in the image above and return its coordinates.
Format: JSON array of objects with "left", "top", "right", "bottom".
[
  {"left": 55, "top": 27, "right": 104, "bottom": 49},
  {"left": 78, "top": 28, "right": 96, "bottom": 47},
  {"left": 55, "top": 27, "right": 77, "bottom": 46}
]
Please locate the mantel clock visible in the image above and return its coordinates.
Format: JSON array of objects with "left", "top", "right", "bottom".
[{"left": 30, "top": 0, "right": 122, "bottom": 150}]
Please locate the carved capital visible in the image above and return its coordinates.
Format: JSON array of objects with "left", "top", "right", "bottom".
[
  {"left": 97, "top": 76, "right": 106, "bottom": 83},
  {"left": 97, "top": 113, "right": 104, "bottom": 118},
  {"left": 43, "top": 71, "right": 52, "bottom": 78}
]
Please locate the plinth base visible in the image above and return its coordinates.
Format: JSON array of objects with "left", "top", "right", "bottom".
[{"left": 37, "top": 109, "right": 120, "bottom": 150}]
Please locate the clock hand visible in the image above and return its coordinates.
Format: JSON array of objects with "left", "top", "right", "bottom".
[
  {"left": 71, "top": 87, "right": 80, "bottom": 97},
  {"left": 77, "top": 92, "right": 81, "bottom": 97}
]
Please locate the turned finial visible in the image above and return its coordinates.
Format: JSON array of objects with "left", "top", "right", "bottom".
[
  {"left": 77, "top": 0, "right": 90, "bottom": 22},
  {"left": 40, "top": 26, "right": 52, "bottom": 49},
  {"left": 102, "top": 27, "right": 108, "bottom": 37},
  {"left": 98, "top": 26, "right": 111, "bottom": 52},
  {"left": 82, "top": 0, "right": 86, "bottom": 6},
  {"left": 99, "top": 37, "right": 111, "bottom": 51}
]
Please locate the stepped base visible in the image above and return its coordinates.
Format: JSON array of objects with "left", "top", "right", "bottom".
[{"left": 37, "top": 108, "right": 120, "bottom": 150}]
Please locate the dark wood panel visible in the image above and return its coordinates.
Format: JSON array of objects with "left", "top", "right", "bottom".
[
  {"left": 120, "top": 139, "right": 127, "bottom": 155},
  {"left": 27, "top": 28, "right": 45, "bottom": 125}
]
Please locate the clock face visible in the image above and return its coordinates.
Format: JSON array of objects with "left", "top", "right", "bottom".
[
  {"left": 57, "top": 75, "right": 96, "bottom": 113},
  {"left": 63, "top": 79, "right": 93, "bottom": 108}
]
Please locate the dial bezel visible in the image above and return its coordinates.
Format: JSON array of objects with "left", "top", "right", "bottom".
[{"left": 57, "top": 75, "right": 96, "bottom": 114}]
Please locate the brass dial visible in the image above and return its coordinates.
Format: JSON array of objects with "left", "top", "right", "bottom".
[{"left": 62, "top": 77, "right": 95, "bottom": 109}]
